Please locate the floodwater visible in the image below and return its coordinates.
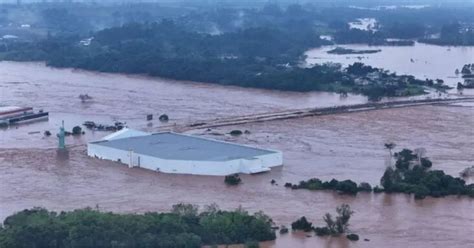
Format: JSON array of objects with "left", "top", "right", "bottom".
[
  {"left": 0, "top": 61, "right": 369, "bottom": 148},
  {"left": 0, "top": 62, "right": 473, "bottom": 247},
  {"left": 305, "top": 42, "right": 474, "bottom": 89}
]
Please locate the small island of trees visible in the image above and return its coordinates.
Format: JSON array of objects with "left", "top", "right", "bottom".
[
  {"left": 285, "top": 147, "right": 474, "bottom": 199},
  {"left": 291, "top": 204, "right": 359, "bottom": 241},
  {"left": 0, "top": 204, "right": 276, "bottom": 248}
]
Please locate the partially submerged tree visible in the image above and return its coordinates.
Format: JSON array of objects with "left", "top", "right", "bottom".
[
  {"left": 225, "top": 174, "right": 242, "bottom": 185},
  {"left": 315, "top": 204, "right": 354, "bottom": 236}
]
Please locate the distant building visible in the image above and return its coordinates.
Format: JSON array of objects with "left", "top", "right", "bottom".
[
  {"left": 87, "top": 129, "right": 283, "bottom": 176},
  {"left": 79, "top": 37, "right": 94, "bottom": 46},
  {"left": 1, "top": 35, "right": 19, "bottom": 40}
]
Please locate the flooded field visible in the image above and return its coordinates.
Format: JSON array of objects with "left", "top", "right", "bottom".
[
  {"left": 306, "top": 42, "right": 474, "bottom": 89},
  {"left": 1, "top": 62, "right": 473, "bottom": 247}
]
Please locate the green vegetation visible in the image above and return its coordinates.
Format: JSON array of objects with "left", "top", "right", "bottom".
[
  {"left": 225, "top": 174, "right": 242, "bottom": 185},
  {"left": 381, "top": 149, "right": 474, "bottom": 199},
  {"left": 71, "top": 126, "right": 82, "bottom": 135},
  {"left": 284, "top": 178, "right": 371, "bottom": 195},
  {"left": 286, "top": 147, "right": 474, "bottom": 200},
  {"left": 291, "top": 204, "right": 355, "bottom": 239},
  {"left": 291, "top": 216, "right": 313, "bottom": 232},
  {"left": 0, "top": 204, "right": 275, "bottom": 248},
  {"left": 314, "top": 204, "right": 354, "bottom": 236},
  {"left": 357, "top": 182, "right": 372, "bottom": 192},
  {"left": 458, "top": 64, "right": 474, "bottom": 88},
  {"left": 244, "top": 240, "right": 260, "bottom": 248},
  {"left": 1, "top": 6, "right": 453, "bottom": 99}
]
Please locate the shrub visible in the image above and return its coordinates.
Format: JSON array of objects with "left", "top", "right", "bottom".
[
  {"left": 346, "top": 233, "right": 359, "bottom": 241},
  {"left": 291, "top": 216, "right": 313, "bottom": 232},
  {"left": 357, "top": 182, "right": 372, "bottom": 192},
  {"left": 72, "top": 126, "right": 82, "bottom": 135},
  {"left": 413, "top": 185, "right": 430, "bottom": 199},
  {"left": 421, "top": 158, "right": 432, "bottom": 168},
  {"left": 316, "top": 204, "right": 354, "bottom": 236},
  {"left": 159, "top": 114, "right": 169, "bottom": 122},
  {"left": 380, "top": 148, "right": 474, "bottom": 199},
  {"left": 230, "top": 130, "right": 243, "bottom": 136},
  {"left": 225, "top": 174, "right": 241, "bottom": 185},
  {"left": 291, "top": 178, "right": 360, "bottom": 195},
  {"left": 245, "top": 240, "right": 259, "bottom": 248},
  {"left": 335, "top": 180, "right": 358, "bottom": 195}
]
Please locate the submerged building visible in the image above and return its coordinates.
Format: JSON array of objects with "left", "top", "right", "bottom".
[{"left": 87, "top": 129, "right": 282, "bottom": 176}]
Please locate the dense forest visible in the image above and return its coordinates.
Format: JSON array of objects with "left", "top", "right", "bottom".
[
  {"left": 0, "top": 204, "right": 276, "bottom": 248},
  {"left": 0, "top": 3, "right": 470, "bottom": 97},
  {"left": 0, "top": 21, "right": 448, "bottom": 99}
]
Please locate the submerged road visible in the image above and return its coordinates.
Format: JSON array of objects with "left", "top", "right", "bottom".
[{"left": 160, "top": 97, "right": 474, "bottom": 132}]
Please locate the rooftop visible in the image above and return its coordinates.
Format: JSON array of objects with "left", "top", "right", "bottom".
[{"left": 91, "top": 132, "right": 278, "bottom": 162}]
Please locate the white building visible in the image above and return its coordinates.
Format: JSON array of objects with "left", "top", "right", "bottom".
[{"left": 87, "top": 129, "right": 283, "bottom": 176}]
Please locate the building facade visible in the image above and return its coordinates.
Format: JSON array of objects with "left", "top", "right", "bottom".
[{"left": 87, "top": 129, "right": 283, "bottom": 176}]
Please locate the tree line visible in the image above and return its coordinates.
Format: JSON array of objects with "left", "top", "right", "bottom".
[
  {"left": 0, "top": 204, "right": 276, "bottom": 248},
  {"left": 284, "top": 147, "right": 474, "bottom": 199}
]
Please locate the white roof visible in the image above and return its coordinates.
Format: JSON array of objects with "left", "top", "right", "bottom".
[
  {"left": 92, "top": 132, "right": 279, "bottom": 162},
  {"left": 2, "top": 35, "right": 19, "bottom": 39},
  {"left": 100, "top": 128, "right": 149, "bottom": 141}
]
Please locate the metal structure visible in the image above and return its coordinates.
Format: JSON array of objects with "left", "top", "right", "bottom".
[{"left": 88, "top": 129, "right": 283, "bottom": 176}]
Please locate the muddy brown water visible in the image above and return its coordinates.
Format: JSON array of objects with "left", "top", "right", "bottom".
[{"left": 0, "top": 62, "right": 473, "bottom": 247}]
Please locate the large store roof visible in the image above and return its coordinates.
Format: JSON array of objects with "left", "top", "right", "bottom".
[{"left": 91, "top": 132, "right": 277, "bottom": 162}]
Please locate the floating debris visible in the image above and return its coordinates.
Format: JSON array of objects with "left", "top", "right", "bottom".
[
  {"left": 79, "top": 94, "right": 93, "bottom": 102},
  {"left": 82, "top": 121, "right": 125, "bottom": 131},
  {"left": 0, "top": 106, "right": 49, "bottom": 127}
]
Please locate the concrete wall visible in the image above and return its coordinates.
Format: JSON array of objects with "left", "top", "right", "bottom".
[{"left": 87, "top": 143, "right": 283, "bottom": 176}]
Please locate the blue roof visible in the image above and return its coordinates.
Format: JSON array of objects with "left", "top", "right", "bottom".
[{"left": 92, "top": 132, "right": 277, "bottom": 161}]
